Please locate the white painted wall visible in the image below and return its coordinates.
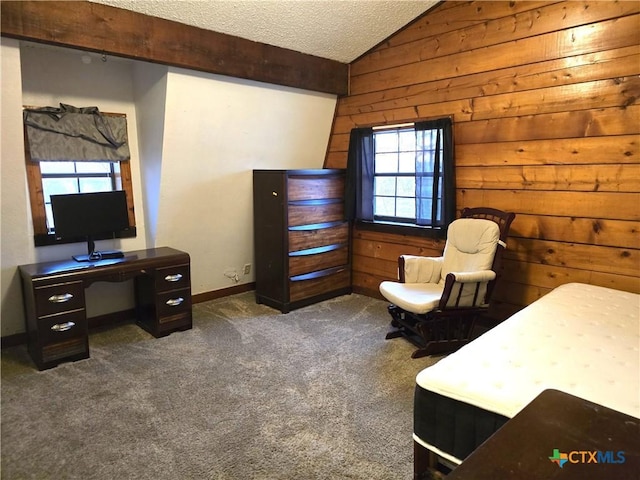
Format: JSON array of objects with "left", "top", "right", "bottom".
[
  {"left": 0, "top": 42, "right": 337, "bottom": 337},
  {"left": 1, "top": 39, "right": 31, "bottom": 335},
  {"left": 157, "top": 68, "right": 336, "bottom": 293},
  {"left": 132, "top": 61, "right": 168, "bottom": 246}
]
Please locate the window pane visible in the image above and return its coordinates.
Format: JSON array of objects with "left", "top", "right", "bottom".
[
  {"left": 367, "top": 118, "right": 453, "bottom": 228},
  {"left": 375, "top": 176, "right": 396, "bottom": 196},
  {"left": 417, "top": 176, "right": 434, "bottom": 196},
  {"left": 397, "top": 177, "right": 415, "bottom": 197},
  {"left": 398, "top": 130, "right": 415, "bottom": 151},
  {"left": 398, "top": 152, "right": 415, "bottom": 173},
  {"left": 39, "top": 161, "right": 76, "bottom": 174},
  {"left": 375, "top": 131, "right": 398, "bottom": 153},
  {"left": 76, "top": 162, "right": 112, "bottom": 173},
  {"left": 79, "top": 178, "right": 112, "bottom": 192},
  {"left": 45, "top": 204, "right": 54, "bottom": 232},
  {"left": 42, "top": 178, "right": 79, "bottom": 202},
  {"left": 375, "top": 153, "right": 398, "bottom": 173},
  {"left": 375, "top": 196, "right": 396, "bottom": 217},
  {"left": 418, "top": 199, "right": 433, "bottom": 218},
  {"left": 417, "top": 129, "right": 437, "bottom": 150},
  {"left": 396, "top": 198, "right": 415, "bottom": 219}
]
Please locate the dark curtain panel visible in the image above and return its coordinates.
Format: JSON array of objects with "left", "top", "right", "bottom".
[
  {"left": 415, "top": 117, "right": 454, "bottom": 227},
  {"left": 345, "top": 127, "right": 374, "bottom": 221},
  {"left": 23, "top": 103, "right": 130, "bottom": 162}
]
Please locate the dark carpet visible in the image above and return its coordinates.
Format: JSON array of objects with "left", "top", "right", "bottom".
[{"left": 1, "top": 292, "right": 441, "bottom": 479}]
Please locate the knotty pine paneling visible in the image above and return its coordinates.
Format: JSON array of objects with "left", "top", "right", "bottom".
[
  {"left": 326, "top": 1, "right": 640, "bottom": 316},
  {"left": 457, "top": 164, "right": 640, "bottom": 192},
  {"left": 340, "top": 46, "right": 640, "bottom": 117},
  {"left": 455, "top": 135, "right": 638, "bottom": 167},
  {"left": 349, "top": 15, "right": 640, "bottom": 95}
]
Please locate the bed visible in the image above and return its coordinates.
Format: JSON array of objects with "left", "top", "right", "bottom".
[{"left": 412, "top": 282, "right": 640, "bottom": 474}]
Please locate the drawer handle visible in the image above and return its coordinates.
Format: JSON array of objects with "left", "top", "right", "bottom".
[
  {"left": 166, "top": 297, "right": 184, "bottom": 307},
  {"left": 48, "top": 293, "right": 74, "bottom": 303},
  {"left": 164, "top": 273, "right": 183, "bottom": 282},
  {"left": 51, "top": 321, "right": 75, "bottom": 332}
]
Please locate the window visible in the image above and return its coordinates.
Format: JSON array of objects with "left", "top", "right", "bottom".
[
  {"left": 40, "top": 161, "right": 123, "bottom": 233},
  {"left": 26, "top": 157, "right": 136, "bottom": 246},
  {"left": 345, "top": 117, "right": 455, "bottom": 237},
  {"left": 23, "top": 107, "right": 136, "bottom": 246}
]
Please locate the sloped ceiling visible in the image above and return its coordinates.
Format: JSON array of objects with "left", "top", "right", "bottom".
[{"left": 90, "top": 0, "right": 439, "bottom": 63}]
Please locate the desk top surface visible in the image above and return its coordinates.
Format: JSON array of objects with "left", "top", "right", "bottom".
[
  {"left": 447, "top": 389, "right": 640, "bottom": 480},
  {"left": 19, "top": 246, "right": 189, "bottom": 280}
]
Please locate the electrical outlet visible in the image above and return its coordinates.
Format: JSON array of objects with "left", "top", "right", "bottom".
[{"left": 243, "top": 263, "right": 251, "bottom": 275}]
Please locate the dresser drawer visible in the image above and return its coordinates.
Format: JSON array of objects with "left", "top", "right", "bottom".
[
  {"left": 288, "top": 202, "right": 344, "bottom": 227},
  {"left": 155, "top": 264, "right": 190, "bottom": 292},
  {"left": 288, "top": 175, "right": 345, "bottom": 201},
  {"left": 289, "top": 268, "right": 350, "bottom": 302},
  {"left": 289, "top": 246, "right": 349, "bottom": 277},
  {"left": 35, "top": 281, "right": 85, "bottom": 317},
  {"left": 38, "top": 309, "right": 88, "bottom": 346},
  {"left": 289, "top": 222, "right": 349, "bottom": 252}
]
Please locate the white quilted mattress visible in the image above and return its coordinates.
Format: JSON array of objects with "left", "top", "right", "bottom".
[{"left": 416, "top": 282, "right": 640, "bottom": 420}]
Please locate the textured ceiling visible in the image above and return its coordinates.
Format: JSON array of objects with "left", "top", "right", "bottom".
[{"left": 89, "top": 0, "right": 438, "bottom": 63}]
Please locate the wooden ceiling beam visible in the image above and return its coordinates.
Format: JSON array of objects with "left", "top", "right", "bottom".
[{"left": 0, "top": 1, "right": 349, "bottom": 96}]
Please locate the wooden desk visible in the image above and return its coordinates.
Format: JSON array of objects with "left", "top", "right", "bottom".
[
  {"left": 19, "top": 247, "right": 192, "bottom": 370},
  {"left": 446, "top": 389, "right": 640, "bottom": 480}
]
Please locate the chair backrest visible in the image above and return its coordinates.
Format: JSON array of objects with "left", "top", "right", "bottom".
[
  {"left": 440, "top": 207, "right": 516, "bottom": 306},
  {"left": 460, "top": 207, "right": 515, "bottom": 244},
  {"left": 459, "top": 207, "right": 516, "bottom": 282},
  {"left": 441, "top": 218, "right": 500, "bottom": 282}
]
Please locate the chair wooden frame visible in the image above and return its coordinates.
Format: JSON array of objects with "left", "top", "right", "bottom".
[{"left": 384, "top": 207, "right": 516, "bottom": 358}]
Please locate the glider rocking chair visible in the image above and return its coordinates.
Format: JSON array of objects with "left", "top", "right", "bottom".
[{"left": 380, "top": 207, "right": 515, "bottom": 358}]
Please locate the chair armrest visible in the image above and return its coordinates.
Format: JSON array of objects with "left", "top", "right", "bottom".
[
  {"left": 448, "top": 270, "right": 496, "bottom": 284},
  {"left": 439, "top": 270, "right": 496, "bottom": 309},
  {"left": 399, "top": 255, "right": 443, "bottom": 283}
]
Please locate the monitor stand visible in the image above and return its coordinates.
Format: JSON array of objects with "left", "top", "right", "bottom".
[
  {"left": 73, "top": 237, "right": 124, "bottom": 262},
  {"left": 73, "top": 250, "right": 124, "bottom": 262}
]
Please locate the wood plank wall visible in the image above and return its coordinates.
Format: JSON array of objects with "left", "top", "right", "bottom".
[{"left": 325, "top": 0, "right": 640, "bottom": 319}]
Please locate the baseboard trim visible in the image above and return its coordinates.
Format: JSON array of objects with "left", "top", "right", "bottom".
[
  {"left": 1, "top": 332, "right": 28, "bottom": 348},
  {"left": 192, "top": 282, "right": 255, "bottom": 304},
  {"left": 1, "top": 284, "right": 257, "bottom": 348},
  {"left": 352, "top": 285, "right": 385, "bottom": 301}
]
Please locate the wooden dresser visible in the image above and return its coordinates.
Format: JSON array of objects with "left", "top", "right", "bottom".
[{"left": 253, "top": 169, "right": 351, "bottom": 313}]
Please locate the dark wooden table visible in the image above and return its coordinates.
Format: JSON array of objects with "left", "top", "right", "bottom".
[
  {"left": 19, "top": 247, "right": 192, "bottom": 370},
  {"left": 447, "top": 389, "right": 640, "bottom": 480}
]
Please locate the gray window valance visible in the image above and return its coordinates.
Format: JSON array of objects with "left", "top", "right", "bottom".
[{"left": 23, "top": 103, "right": 130, "bottom": 162}]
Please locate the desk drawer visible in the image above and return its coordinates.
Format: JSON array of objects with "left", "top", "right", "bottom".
[
  {"left": 35, "top": 281, "right": 85, "bottom": 317},
  {"left": 156, "top": 288, "right": 192, "bottom": 318},
  {"left": 38, "top": 309, "right": 88, "bottom": 346},
  {"left": 155, "top": 264, "right": 190, "bottom": 292}
]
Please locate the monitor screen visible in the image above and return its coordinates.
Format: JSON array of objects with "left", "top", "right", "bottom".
[{"left": 51, "top": 191, "right": 130, "bottom": 239}]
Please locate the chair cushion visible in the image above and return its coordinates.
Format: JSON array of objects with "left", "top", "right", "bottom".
[
  {"left": 379, "top": 281, "right": 444, "bottom": 314},
  {"left": 401, "top": 255, "right": 443, "bottom": 283},
  {"left": 441, "top": 218, "right": 500, "bottom": 282}
]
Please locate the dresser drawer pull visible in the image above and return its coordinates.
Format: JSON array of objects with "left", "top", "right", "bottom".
[
  {"left": 48, "top": 293, "right": 74, "bottom": 303},
  {"left": 166, "top": 297, "right": 185, "bottom": 307},
  {"left": 164, "top": 273, "right": 183, "bottom": 282},
  {"left": 51, "top": 321, "right": 76, "bottom": 332}
]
